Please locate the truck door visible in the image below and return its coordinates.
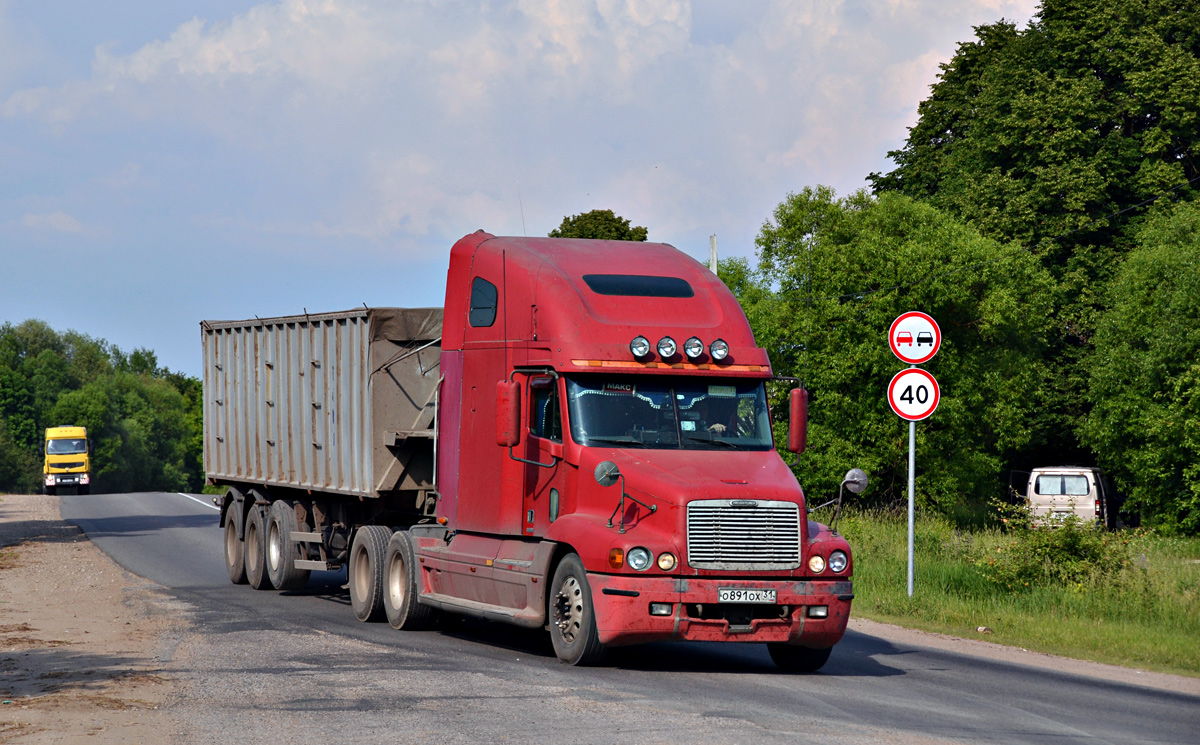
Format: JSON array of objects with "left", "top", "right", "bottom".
[{"left": 522, "top": 374, "right": 566, "bottom": 536}]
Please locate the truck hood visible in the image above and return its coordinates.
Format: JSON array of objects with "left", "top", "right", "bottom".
[{"left": 584, "top": 448, "right": 805, "bottom": 508}]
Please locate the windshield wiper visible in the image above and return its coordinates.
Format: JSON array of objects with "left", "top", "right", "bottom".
[
  {"left": 585, "top": 437, "right": 647, "bottom": 448},
  {"left": 683, "top": 435, "right": 739, "bottom": 448}
]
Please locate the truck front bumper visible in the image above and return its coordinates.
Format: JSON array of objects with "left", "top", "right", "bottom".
[
  {"left": 46, "top": 473, "right": 89, "bottom": 486},
  {"left": 587, "top": 573, "right": 852, "bottom": 648}
]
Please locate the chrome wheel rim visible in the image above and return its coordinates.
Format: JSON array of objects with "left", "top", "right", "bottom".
[{"left": 552, "top": 576, "right": 584, "bottom": 644}]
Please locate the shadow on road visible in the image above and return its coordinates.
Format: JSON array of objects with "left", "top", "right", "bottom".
[{"left": 61, "top": 512, "right": 217, "bottom": 538}]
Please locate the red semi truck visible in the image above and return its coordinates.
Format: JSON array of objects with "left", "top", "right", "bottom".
[{"left": 204, "top": 231, "right": 858, "bottom": 670}]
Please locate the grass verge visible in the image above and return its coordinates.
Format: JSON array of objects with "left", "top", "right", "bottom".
[{"left": 837, "top": 509, "right": 1200, "bottom": 677}]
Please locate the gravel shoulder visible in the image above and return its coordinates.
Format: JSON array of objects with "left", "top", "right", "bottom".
[{"left": 0, "top": 494, "right": 181, "bottom": 744}]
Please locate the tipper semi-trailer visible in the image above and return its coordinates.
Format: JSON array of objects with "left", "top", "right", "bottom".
[{"left": 204, "top": 231, "right": 860, "bottom": 670}]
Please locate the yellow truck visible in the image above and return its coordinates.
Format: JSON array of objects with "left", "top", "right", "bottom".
[{"left": 43, "top": 426, "right": 91, "bottom": 495}]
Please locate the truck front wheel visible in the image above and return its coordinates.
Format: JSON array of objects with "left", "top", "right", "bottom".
[
  {"left": 767, "top": 643, "right": 832, "bottom": 673},
  {"left": 384, "top": 530, "right": 437, "bottom": 630},
  {"left": 244, "top": 506, "right": 274, "bottom": 591},
  {"left": 349, "top": 525, "right": 391, "bottom": 622},
  {"left": 548, "top": 553, "right": 605, "bottom": 666}
]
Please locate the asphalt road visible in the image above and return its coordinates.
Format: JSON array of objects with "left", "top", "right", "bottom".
[{"left": 61, "top": 491, "right": 1200, "bottom": 745}]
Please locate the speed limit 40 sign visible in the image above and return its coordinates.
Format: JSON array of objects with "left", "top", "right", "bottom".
[{"left": 888, "top": 368, "right": 940, "bottom": 421}]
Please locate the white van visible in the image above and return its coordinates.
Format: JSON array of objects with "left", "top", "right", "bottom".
[{"left": 1010, "top": 467, "right": 1120, "bottom": 529}]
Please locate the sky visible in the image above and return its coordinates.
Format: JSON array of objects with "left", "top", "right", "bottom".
[{"left": 0, "top": 0, "right": 1038, "bottom": 377}]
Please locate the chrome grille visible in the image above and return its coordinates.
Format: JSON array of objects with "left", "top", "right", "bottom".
[{"left": 687, "top": 499, "right": 801, "bottom": 570}]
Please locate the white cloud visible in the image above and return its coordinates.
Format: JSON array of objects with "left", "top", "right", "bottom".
[{"left": 21, "top": 211, "right": 89, "bottom": 235}]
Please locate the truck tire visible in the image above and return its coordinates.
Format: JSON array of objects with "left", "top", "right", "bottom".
[
  {"left": 548, "top": 553, "right": 605, "bottom": 666},
  {"left": 267, "top": 500, "right": 312, "bottom": 591},
  {"left": 767, "top": 643, "right": 832, "bottom": 673},
  {"left": 384, "top": 530, "right": 437, "bottom": 630},
  {"left": 244, "top": 505, "right": 275, "bottom": 591},
  {"left": 349, "top": 525, "right": 391, "bottom": 622},
  {"left": 224, "top": 508, "right": 248, "bottom": 584}
]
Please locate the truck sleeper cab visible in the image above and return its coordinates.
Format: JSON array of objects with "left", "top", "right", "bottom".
[{"left": 205, "top": 232, "right": 856, "bottom": 672}]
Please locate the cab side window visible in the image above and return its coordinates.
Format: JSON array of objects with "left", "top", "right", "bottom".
[
  {"left": 469, "top": 277, "right": 498, "bottom": 328},
  {"left": 529, "top": 379, "right": 562, "bottom": 442}
]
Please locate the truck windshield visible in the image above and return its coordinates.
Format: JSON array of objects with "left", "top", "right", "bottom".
[
  {"left": 47, "top": 439, "right": 87, "bottom": 455},
  {"left": 565, "top": 376, "right": 773, "bottom": 450}
]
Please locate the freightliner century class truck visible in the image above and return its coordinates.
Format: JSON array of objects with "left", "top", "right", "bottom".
[{"left": 204, "top": 231, "right": 859, "bottom": 670}]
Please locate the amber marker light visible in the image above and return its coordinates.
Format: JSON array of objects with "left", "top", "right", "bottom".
[{"left": 608, "top": 548, "right": 625, "bottom": 569}]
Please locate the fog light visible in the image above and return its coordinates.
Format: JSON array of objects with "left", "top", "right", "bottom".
[
  {"left": 657, "top": 336, "right": 677, "bottom": 358},
  {"left": 683, "top": 336, "right": 704, "bottom": 359},
  {"left": 657, "top": 552, "right": 677, "bottom": 571},
  {"left": 807, "top": 605, "right": 829, "bottom": 619},
  {"left": 627, "top": 547, "right": 652, "bottom": 571},
  {"left": 608, "top": 548, "right": 624, "bottom": 569},
  {"left": 709, "top": 339, "right": 729, "bottom": 360},
  {"left": 808, "top": 554, "right": 826, "bottom": 573},
  {"left": 828, "top": 550, "right": 848, "bottom": 573},
  {"left": 649, "top": 603, "right": 673, "bottom": 616},
  {"left": 630, "top": 336, "right": 651, "bottom": 358}
]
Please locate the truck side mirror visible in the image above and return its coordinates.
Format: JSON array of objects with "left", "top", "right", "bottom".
[
  {"left": 787, "top": 388, "right": 808, "bottom": 454},
  {"left": 496, "top": 380, "right": 521, "bottom": 447}
]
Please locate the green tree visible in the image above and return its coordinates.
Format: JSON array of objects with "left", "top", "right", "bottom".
[
  {"left": 729, "top": 188, "right": 1054, "bottom": 516},
  {"left": 869, "top": 0, "right": 1200, "bottom": 467},
  {"left": 1082, "top": 201, "right": 1200, "bottom": 534},
  {"left": 549, "top": 209, "right": 648, "bottom": 241}
]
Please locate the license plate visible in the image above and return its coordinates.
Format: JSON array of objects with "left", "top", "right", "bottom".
[{"left": 718, "top": 587, "right": 777, "bottom": 604}]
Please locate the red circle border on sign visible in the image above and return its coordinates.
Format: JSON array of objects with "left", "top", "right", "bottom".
[
  {"left": 888, "top": 311, "right": 941, "bottom": 365},
  {"left": 887, "top": 368, "right": 941, "bottom": 421}
]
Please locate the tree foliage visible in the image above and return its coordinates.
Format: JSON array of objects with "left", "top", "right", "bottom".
[
  {"left": 549, "top": 209, "right": 648, "bottom": 241},
  {"left": 1083, "top": 201, "right": 1200, "bottom": 534},
  {"left": 727, "top": 189, "right": 1053, "bottom": 515},
  {"left": 0, "top": 320, "right": 203, "bottom": 494},
  {"left": 868, "top": 0, "right": 1200, "bottom": 476}
]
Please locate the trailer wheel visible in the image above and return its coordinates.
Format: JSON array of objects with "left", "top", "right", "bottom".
[
  {"left": 349, "top": 525, "right": 391, "bottom": 622},
  {"left": 767, "top": 643, "right": 832, "bottom": 673},
  {"left": 244, "top": 505, "right": 274, "bottom": 591},
  {"left": 384, "top": 531, "right": 437, "bottom": 630},
  {"left": 549, "top": 553, "right": 605, "bottom": 666},
  {"left": 267, "top": 500, "right": 312, "bottom": 591},
  {"left": 224, "top": 508, "right": 247, "bottom": 584}
]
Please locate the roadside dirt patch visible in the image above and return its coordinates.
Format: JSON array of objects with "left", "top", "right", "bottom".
[{"left": 0, "top": 494, "right": 179, "bottom": 744}]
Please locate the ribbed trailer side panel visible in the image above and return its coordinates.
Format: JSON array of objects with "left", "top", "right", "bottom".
[{"left": 202, "top": 310, "right": 374, "bottom": 498}]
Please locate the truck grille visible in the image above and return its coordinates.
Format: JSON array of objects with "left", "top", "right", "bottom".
[
  {"left": 50, "top": 462, "right": 85, "bottom": 470},
  {"left": 686, "top": 499, "right": 802, "bottom": 570}
]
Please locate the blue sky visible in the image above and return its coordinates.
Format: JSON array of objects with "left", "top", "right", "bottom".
[{"left": 1, "top": 0, "right": 1037, "bottom": 376}]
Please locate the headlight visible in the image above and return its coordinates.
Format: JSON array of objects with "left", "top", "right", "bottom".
[
  {"left": 808, "top": 554, "right": 826, "bottom": 573},
  {"left": 709, "top": 339, "right": 729, "bottom": 360},
  {"left": 683, "top": 336, "right": 704, "bottom": 359},
  {"left": 630, "top": 336, "right": 651, "bottom": 358},
  {"left": 657, "top": 552, "right": 677, "bottom": 571},
  {"left": 627, "top": 547, "right": 652, "bottom": 571},
  {"left": 828, "top": 550, "right": 848, "bottom": 573},
  {"left": 657, "top": 336, "right": 677, "bottom": 358}
]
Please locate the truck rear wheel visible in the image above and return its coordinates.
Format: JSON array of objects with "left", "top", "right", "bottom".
[
  {"left": 224, "top": 509, "right": 247, "bottom": 584},
  {"left": 267, "top": 500, "right": 312, "bottom": 591},
  {"left": 767, "top": 643, "right": 832, "bottom": 673},
  {"left": 549, "top": 553, "right": 605, "bottom": 666},
  {"left": 244, "top": 506, "right": 274, "bottom": 591},
  {"left": 384, "top": 530, "right": 437, "bottom": 630},
  {"left": 349, "top": 525, "right": 391, "bottom": 622}
]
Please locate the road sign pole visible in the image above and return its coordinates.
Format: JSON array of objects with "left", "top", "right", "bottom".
[{"left": 908, "top": 419, "right": 915, "bottom": 598}]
